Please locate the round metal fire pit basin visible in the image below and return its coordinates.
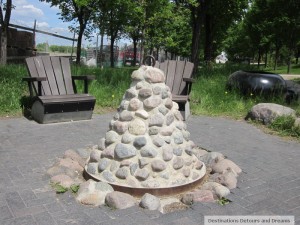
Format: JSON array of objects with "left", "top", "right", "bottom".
[
  {"left": 226, "top": 70, "right": 287, "bottom": 96},
  {"left": 84, "top": 168, "right": 207, "bottom": 197}
]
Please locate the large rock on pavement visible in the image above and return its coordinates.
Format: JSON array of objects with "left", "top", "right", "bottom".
[
  {"left": 247, "top": 103, "right": 296, "bottom": 124},
  {"left": 76, "top": 180, "right": 114, "bottom": 206},
  {"left": 105, "top": 191, "right": 137, "bottom": 209},
  {"left": 139, "top": 193, "right": 161, "bottom": 210}
]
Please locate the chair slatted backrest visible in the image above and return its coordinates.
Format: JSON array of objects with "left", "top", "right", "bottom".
[
  {"left": 155, "top": 60, "right": 194, "bottom": 95},
  {"left": 25, "top": 56, "right": 74, "bottom": 96}
]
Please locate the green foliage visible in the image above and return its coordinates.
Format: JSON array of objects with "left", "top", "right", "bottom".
[
  {"left": 0, "top": 64, "right": 27, "bottom": 116},
  {"left": 269, "top": 116, "right": 300, "bottom": 138},
  {"left": 70, "top": 184, "right": 80, "bottom": 193},
  {"left": 51, "top": 183, "right": 68, "bottom": 193},
  {"left": 218, "top": 197, "right": 231, "bottom": 206}
]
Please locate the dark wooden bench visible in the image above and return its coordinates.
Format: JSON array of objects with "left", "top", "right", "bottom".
[
  {"left": 22, "top": 56, "right": 96, "bottom": 124},
  {"left": 145, "top": 57, "right": 195, "bottom": 120}
]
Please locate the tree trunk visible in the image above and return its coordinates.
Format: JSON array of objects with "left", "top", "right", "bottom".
[
  {"left": 190, "top": 1, "right": 205, "bottom": 74},
  {"left": 76, "top": 24, "right": 85, "bottom": 65},
  {"left": 274, "top": 45, "right": 280, "bottom": 71},
  {"left": 204, "top": 13, "right": 213, "bottom": 63},
  {"left": 99, "top": 31, "right": 104, "bottom": 68},
  {"left": 264, "top": 51, "right": 268, "bottom": 68},
  {"left": 132, "top": 37, "right": 138, "bottom": 66},
  {"left": 0, "top": 0, "right": 12, "bottom": 65},
  {"left": 257, "top": 48, "right": 261, "bottom": 70},
  {"left": 110, "top": 37, "right": 115, "bottom": 68},
  {"left": 0, "top": 27, "right": 7, "bottom": 65}
]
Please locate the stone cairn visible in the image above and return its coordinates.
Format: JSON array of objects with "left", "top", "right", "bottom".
[{"left": 85, "top": 66, "right": 206, "bottom": 188}]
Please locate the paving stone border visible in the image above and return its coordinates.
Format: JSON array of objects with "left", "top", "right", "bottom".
[{"left": 47, "top": 147, "right": 242, "bottom": 213}]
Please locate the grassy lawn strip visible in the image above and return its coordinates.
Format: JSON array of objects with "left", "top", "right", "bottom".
[{"left": 0, "top": 63, "right": 299, "bottom": 139}]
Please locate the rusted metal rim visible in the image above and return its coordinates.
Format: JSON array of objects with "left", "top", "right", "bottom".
[
  {"left": 83, "top": 169, "right": 207, "bottom": 197},
  {"left": 142, "top": 55, "right": 156, "bottom": 67}
]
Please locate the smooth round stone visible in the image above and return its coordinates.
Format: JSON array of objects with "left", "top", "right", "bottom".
[
  {"left": 163, "top": 136, "right": 171, "bottom": 144},
  {"left": 139, "top": 88, "right": 152, "bottom": 98},
  {"left": 121, "top": 133, "right": 134, "bottom": 144},
  {"left": 165, "top": 98, "right": 173, "bottom": 109},
  {"left": 144, "top": 96, "right": 162, "bottom": 109},
  {"left": 174, "top": 111, "right": 183, "bottom": 121},
  {"left": 86, "top": 163, "right": 98, "bottom": 174},
  {"left": 183, "top": 168, "right": 191, "bottom": 177},
  {"left": 131, "top": 70, "right": 144, "bottom": 81},
  {"left": 140, "top": 146, "right": 158, "bottom": 158},
  {"left": 119, "top": 110, "right": 134, "bottom": 121},
  {"left": 98, "top": 138, "right": 106, "bottom": 150},
  {"left": 153, "top": 86, "right": 162, "bottom": 95},
  {"left": 149, "top": 127, "right": 160, "bottom": 135},
  {"left": 173, "top": 147, "right": 183, "bottom": 156},
  {"left": 120, "top": 100, "right": 129, "bottom": 110},
  {"left": 116, "top": 167, "right": 129, "bottom": 179},
  {"left": 98, "top": 158, "right": 111, "bottom": 171},
  {"left": 145, "top": 68, "right": 165, "bottom": 83},
  {"left": 128, "top": 119, "right": 147, "bottom": 135},
  {"left": 161, "top": 90, "right": 169, "bottom": 99},
  {"left": 105, "top": 130, "right": 119, "bottom": 145},
  {"left": 158, "top": 106, "right": 169, "bottom": 115},
  {"left": 130, "top": 163, "right": 138, "bottom": 175},
  {"left": 102, "top": 171, "right": 115, "bottom": 182},
  {"left": 182, "top": 130, "right": 190, "bottom": 141},
  {"left": 135, "top": 110, "right": 149, "bottom": 119},
  {"left": 113, "top": 121, "right": 128, "bottom": 134},
  {"left": 120, "top": 160, "right": 131, "bottom": 167},
  {"left": 162, "top": 145, "right": 173, "bottom": 161},
  {"left": 110, "top": 161, "right": 120, "bottom": 172},
  {"left": 195, "top": 160, "right": 204, "bottom": 170},
  {"left": 101, "top": 146, "right": 115, "bottom": 159},
  {"left": 173, "top": 131, "right": 184, "bottom": 144},
  {"left": 129, "top": 98, "right": 141, "bottom": 111},
  {"left": 133, "top": 136, "right": 147, "bottom": 148},
  {"left": 151, "top": 160, "right": 167, "bottom": 172},
  {"left": 139, "top": 158, "right": 150, "bottom": 168},
  {"left": 114, "top": 143, "right": 137, "bottom": 159},
  {"left": 160, "top": 126, "right": 174, "bottom": 136},
  {"left": 135, "top": 168, "right": 150, "bottom": 181},
  {"left": 125, "top": 88, "right": 137, "bottom": 99},
  {"left": 149, "top": 114, "right": 164, "bottom": 127},
  {"left": 175, "top": 122, "right": 184, "bottom": 130},
  {"left": 113, "top": 113, "right": 119, "bottom": 120},
  {"left": 152, "top": 136, "right": 165, "bottom": 147},
  {"left": 166, "top": 114, "right": 175, "bottom": 126},
  {"left": 89, "top": 149, "right": 101, "bottom": 162},
  {"left": 173, "top": 157, "right": 184, "bottom": 170},
  {"left": 185, "top": 145, "right": 193, "bottom": 156}
]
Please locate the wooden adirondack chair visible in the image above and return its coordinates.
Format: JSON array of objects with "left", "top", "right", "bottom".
[
  {"left": 144, "top": 56, "right": 195, "bottom": 120},
  {"left": 22, "top": 56, "right": 96, "bottom": 124}
]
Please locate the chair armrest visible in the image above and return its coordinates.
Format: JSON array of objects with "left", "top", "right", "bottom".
[
  {"left": 22, "top": 77, "right": 47, "bottom": 96},
  {"left": 72, "top": 76, "right": 95, "bottom": 94},
  {"left": 183, "top": 78, "right": 195, "bottom": 83}
]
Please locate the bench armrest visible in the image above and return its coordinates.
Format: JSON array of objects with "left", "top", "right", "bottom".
[
  {"left": 72, "top": 75, "right": 95, "bottom": 94},
  {"left": 22, "top": 77, "right": 47, "bottom": 96},
  {"left": 183, "top": 78, "right": 195, "bottom": 83}
]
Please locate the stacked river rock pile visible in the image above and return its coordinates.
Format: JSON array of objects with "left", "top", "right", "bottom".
[{"left": 85, "top": 66, "right": 206, "bottom": 188}]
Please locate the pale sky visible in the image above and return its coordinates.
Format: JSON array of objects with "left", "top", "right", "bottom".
[{"left": 9, "top": 0, "right": 114, "bottom": 47}]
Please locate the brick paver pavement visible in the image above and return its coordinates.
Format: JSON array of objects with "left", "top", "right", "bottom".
[{"left": 0, "top": 114, "right": 299, "bottom": 225}]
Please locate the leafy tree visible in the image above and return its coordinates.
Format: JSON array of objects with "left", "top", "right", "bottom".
[
  {"left": 41, "top": 0, "right": 95, "bottom": 64},
  {"left": 0, "top": 0, "right": 12, "bottom": 65}
]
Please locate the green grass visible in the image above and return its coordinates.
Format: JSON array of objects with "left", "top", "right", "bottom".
[
  {"left": 269, "top": 116, "right": 300, "bottom": 138},
  {"left": 0, "top": 63, "right": 299, "bottom": 140},
  {"left": 190, "top": 64, "right": 300, "bottom": 119},
  {"left": 265, "top": 64, "right": 300, "bottom": 75},
  {"left": 0, "top": 64, "right": 28, "bottom": 117}
]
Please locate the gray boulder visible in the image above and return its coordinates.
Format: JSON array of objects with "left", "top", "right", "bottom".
[
  {"left": 105, "top": 191, "right": 137, "bottom": 209},
  {"left": 247, "top": 103, "right": 296, "bottom": 124},
  {"left": 139, "top": 193, "right": 161, "bottom": 210}
]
